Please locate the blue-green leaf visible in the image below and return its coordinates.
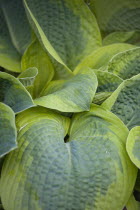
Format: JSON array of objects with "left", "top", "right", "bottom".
[
  {"left": 1, "top": 0, "right": 31, "bottom": 54},
  {"left": 0, "top": 103, "right": 17, "bottom": 157},
  {"left": 0, "top": 105, "right": 137, "bottom": 209},
  {"left": 0, "top": 72, "right": 34, "bottom": 113},
  {"left": 24, "top": 0, "right": 101, "bottom": 70}
]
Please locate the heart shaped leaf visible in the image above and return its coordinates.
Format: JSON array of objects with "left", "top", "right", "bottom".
[
  {"left": 126, "top": 126, "right": 140, "bottom": 168},
  {"left": 0, "top": 105, "right": 137, "bottom": 210},
  {"left": 35, "top": 68, "right": 98, "bottom": 112},
  {"left": 24, "top": 0, "right": 101, "bottom": 70},
  {"left": 0, "top": 72, "right": 34, "bottom": 113},
  {"left": 0, "top": 102, "right": 17, "bottom": 157}
]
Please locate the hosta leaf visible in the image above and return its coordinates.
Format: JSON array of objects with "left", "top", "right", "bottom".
[
  {"left": 0, "top": 72, "right": 34, "bottom": 113},
  {"left": 88, "top": 0, "right": 140, "bottom": 36},
  {"left": 126, "top": 195, "right": 140, "bottom": 210},
  {"left": 103, "top": 31, "right": 140, "bottom": 46},
  {"left": 21, "top": 39, "right": 54, "bottom": 98},
  {"left": 102, "top": 74, "right": 140, "bottom": 129},
  {"left": 50, "top": 56, "right": 74, "bottom": 80},
  {"left": 92, "top": 70, "right": 123, "bottom": 105},
  {"left": 108, "top": 47, "right": 140, "bottom": 79},
  {"left": 126, "top": 126, "right": 140, "bottom": 168},
  {"left": 95, "top": 70, "right": 123, "bottom": 93},
  {"left": 93, "top": 92, "right": 112, "bottom": 105},
  {"left": 1, "top": 0, "right": 31, "bottom": 54},
  {"left": 74, "top": 43, "right": 134, "bottom": 72},
  {"left": 0, "top": 9, "right": 21, "bottom": 72},
  {"left": 18, "top": 67, "right": 38, "bottom": 87},
  {"left": 24, "top": 0, "right": 101, "bottom": 70},
  {"left": 0, "top": 102, "right": 17, "bottom": 157},
  {"left": 35, "top": 68, "right": 98, "bottom": 112},
  {"left": 0, "top": 105, "right": 137, "bottom": 210}
]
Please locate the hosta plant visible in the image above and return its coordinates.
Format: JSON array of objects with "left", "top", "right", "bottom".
[{"left": 0, "top": 0, "right": 140, "bottom": 209}]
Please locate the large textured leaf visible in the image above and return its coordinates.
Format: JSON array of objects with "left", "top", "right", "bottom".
[
  {"left": 74, "top": 43, "right": 134, "bottom": 72},
  {"left": 108, "top": 47, "right": 140, "bottom": 79},
  {"left": 1, "top": 0, "right": 31, "bottom": 54},
  {"left": 88, "top": 0, "right": 140, "bottom": 36},
  {"left": 35, "top": 68, "right": 98, "bottom": 112},
  {"left": 102, "top": 74, "right": 140, "bottom": 129},
  {"left": 0, "top": 72, "right": 34, "bottom": 113},
  {"left": 103, "top": 31, "right": 140, "bottom": 46},
  {"left": 126, "top": 126, "right": 140, "bottom": 168},
  {"left": 0, "top": 9, "right": 21, "bottom": 72},
  {"left": 21, "top": 39, "right": 54, "bottom": 98},
  {"left": 0, "top": 105, "right": 137, "bottom": 210},
  {"left": 24, "top": 0, "right": 102, "bottom": 70},
  {"left": 0, "top": 103, "right": 17, "bottom": 157}
]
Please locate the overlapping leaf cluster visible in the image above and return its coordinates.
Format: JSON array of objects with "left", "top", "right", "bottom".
[{"left": 0, "top": 0, "right": 140, "bottom": 209}]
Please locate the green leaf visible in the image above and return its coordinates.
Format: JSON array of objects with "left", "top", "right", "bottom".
[
  {"left": 74, "top": 43, "right": 134, "bottom": 72},
  {"left": 95, "top": 70, "right": 123, "bottom": 93},
  {"left": 35, "top": 68, "right": 98, "bottom": 112},
  {"left": 126, "top": 195, "right": 140, "bottom": 210},
  {"left": 108, "top": 47, "right": 140, "bottom": 79},
  {"left": 18, "top": 67, "right": 38, "bottom": 87},
  {"left": 103, "top": 31, "right": 140, "bottom": 46},
  {"left": 21, "top": 39, "right": 54, "bottom": 98},
  {"left": 24, "top": 0, "right": 102, "bottom": 70},
  {"left": 126, "top": 126, "right": 140, "bottom": 168},
  {"left": 93, "top": 92, "right": 112, "bottom": 105},
  {"left": 0, "top": 72, "right": 34, "bottom": 113},
  {"left": 0, "top": 105, "right": 137, "bottom": 210},
  {"left": 89, "top": 0, "right": 140, "bottom": 36},
  {"left": 0, "top": 9, "right": 21, "bottom": 72},
  {"left": 1, "top": 0, "right": 31, "bottom": 54},
  {"left": 102, "top": 74, "right": 140, "bottom": 129},
  {"left": 0, "top": 102, "right": 17, "bottom": 157},
  {"left": 92, "top": 70, "right": 122, "bottom": 105}
]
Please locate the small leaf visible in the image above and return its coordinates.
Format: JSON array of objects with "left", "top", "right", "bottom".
[
  {"left": 0, "top": 72, "right": 34, "bottom": 113},
  {"left": 21, "top": 39, "right": 54, "bottom": 98},
  {"left": 18, "top": 67, "right": 38, "bottom": 87},
  {"left": 126, "top": 126, "right": 140, "bottom": 168},
  {"left": 34, "top": 68, "right": 98, "bottom": 112},
  {"left": 74, "top": 43, "right": 134, "bottom": 72},
  {"left": 1, "top": 0, "right": 31, "bottom": 54},
  {"left": 102, "top": 74, "right": 140, "bottom": 129},
  {"left": 24, "top": 0, "right": 101, "bottom": 70},
  {"left": 0, "top": 105, "right": 137, "bottom": 210},
  {"left": 0, "top": 9, "right": 21, "bottom": 72},
  {"left": 0, "top": 102, "right": 17, "bottom": 157},
  {"left": 108, "top": 47, "right": 140, "bottom": 79}
]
